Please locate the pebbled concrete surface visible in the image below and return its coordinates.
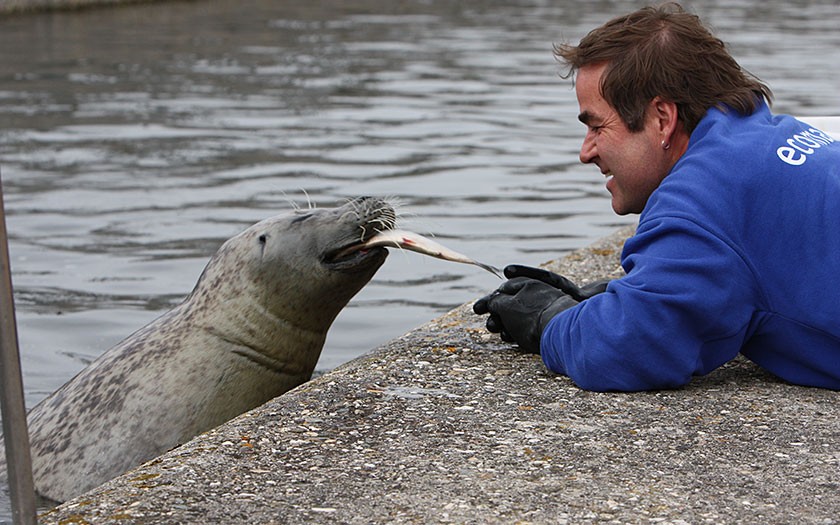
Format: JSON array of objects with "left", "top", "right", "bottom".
[{"left": 39, "top": 226, "right": 839, "bottom": 524}]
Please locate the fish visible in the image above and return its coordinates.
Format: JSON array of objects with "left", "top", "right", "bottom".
[{"left": 338, "top": 229, "right": 502, "bottom": 278}]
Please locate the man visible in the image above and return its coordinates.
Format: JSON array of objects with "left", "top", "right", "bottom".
[{"left": 473, "top": 3, "right": 840, "bottom": 391}]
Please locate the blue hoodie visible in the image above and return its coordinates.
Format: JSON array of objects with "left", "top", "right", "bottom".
[{"left": 541, "top": 102, "right": 840, "bottom": 391}]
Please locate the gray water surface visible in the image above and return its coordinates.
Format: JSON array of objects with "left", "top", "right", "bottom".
[{"left": 0, "top": 0, "right": 838, "bottom": 515}]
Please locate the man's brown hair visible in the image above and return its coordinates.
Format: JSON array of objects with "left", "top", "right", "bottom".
[{"left": 554, "top": 2, "right": 772, "bottom": 133}]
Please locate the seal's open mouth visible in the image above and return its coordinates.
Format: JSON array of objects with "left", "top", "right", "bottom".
[
  {"left": 323, "top": 225, "right": 392, "bottom": 271},
  {"left": 327, "top": 236, "right": 377, "bottom": 261},
  {"left": 322, "top": 196, "right": 396, "bottom": 271},
  {"left": 323, "top": 242, "right": 388, "bottom": 270}
]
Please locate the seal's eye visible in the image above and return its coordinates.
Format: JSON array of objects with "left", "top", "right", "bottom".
[{"left": 258, "top": 234, "right": 267, "bottom": 244}]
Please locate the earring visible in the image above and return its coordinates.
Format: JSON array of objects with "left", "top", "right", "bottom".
[{"left": 661, "top": 140, "right": 671, "bottom": 150}]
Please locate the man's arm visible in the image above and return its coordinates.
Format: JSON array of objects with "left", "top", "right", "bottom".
[{"left": 541, "top": 216, "right": 760, "bottom": 391}]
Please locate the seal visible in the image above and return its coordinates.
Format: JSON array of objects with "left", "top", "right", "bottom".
[{"left": 23, "top": 196, "right": 395, "bottom": 503}]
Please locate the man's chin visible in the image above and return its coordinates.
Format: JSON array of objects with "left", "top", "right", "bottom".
[
  {"left": 610, "top": 197, "right": 635, "bottom": 216},
  {"left": 609, "top": 193, "right": 624, "bottom": 215},
  {"left": 611, "top": 199, "right": 644, "bottom": 216}
]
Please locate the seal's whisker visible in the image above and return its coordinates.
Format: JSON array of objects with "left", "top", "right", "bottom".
[
  {"left": 339, "top": 210, "right": 358, "bottom": 223},
  {"left": 344, "top": 198, "right": 363, "bottom": 221},
  {"left": 279, "top": 191, "right": 301, "bottom": 211},
  {"left": 386, "top": 196, "right": 407, "bottom": 220},
  {"left": 383, "top": 194, "right": 405, "bottom": 210},
  {"left": 371, "top": 217, "right": 394, "bottom": 232},
  {"left": 376, "top": 204, "right": 398, "bottom": 230},
  {"left": 399, "top": 214, "right": 437, "bottom": 239},
  {"left": 389, "top": 238, "right": 413, "bottom": 263},
  {"left": 301, "top": 189, "right": 315, "bottom": 210}
]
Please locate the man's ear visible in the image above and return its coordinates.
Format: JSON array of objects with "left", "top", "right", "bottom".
[{"left": 650, "top": 96, "right": 680, "bottom": 140}]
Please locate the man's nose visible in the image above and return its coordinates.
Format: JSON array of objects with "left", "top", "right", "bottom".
[{"left": 579, "top": 132, "right": 597, "bottom": 164}]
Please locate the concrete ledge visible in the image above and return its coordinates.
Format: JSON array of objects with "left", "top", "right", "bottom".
[{"left": 39, "top": 226, "right": 839, "bottom": 524}]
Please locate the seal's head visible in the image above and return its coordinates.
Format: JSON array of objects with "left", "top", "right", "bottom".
[
  {"left": 253, "top": 195, "right": 395, "bottom": 283},
  {"left": 188, "top": 196, "right": 395, "bottom": 338},
  {"left": 318, "top": 195, "right": 397, "bottom": 274}
]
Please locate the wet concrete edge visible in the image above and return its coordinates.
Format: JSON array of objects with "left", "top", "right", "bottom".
[{"left": 39, "top": 224, "right": 839, "bottom": 524}]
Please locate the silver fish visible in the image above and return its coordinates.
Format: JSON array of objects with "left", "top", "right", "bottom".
[{"left": 338, "top": 229, "right": 501, "bottom": 278}]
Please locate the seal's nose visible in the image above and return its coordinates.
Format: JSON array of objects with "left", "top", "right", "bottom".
[{"left": 347, "top": 196, "right": 396, "bottom": 231}]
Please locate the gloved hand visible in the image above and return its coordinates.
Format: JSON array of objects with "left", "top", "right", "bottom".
[
  {"left": 473, "top": 276, "right": 578, "bottom": 354},
  {"left": 504, "top": 264, "right": 610, "bottom": 301}
]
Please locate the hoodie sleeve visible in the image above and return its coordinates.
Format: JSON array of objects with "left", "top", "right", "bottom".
[{"left": 540, "top": 215, "right": 762, "bottom": 391}]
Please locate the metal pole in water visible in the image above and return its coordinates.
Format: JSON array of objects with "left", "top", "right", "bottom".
[{"left": 0, "top": 167, "right": 37, "bottom": 524}]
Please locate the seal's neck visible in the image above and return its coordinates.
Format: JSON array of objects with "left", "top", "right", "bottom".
[{"left": 195, "top": 294, "right": 334, "bottom": 377}]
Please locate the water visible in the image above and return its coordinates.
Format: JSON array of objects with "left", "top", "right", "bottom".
[{"left": 0, "top": 0, "right": 838, "bottom": 516}]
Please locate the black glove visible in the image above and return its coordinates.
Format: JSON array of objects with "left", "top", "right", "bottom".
[
  {"left": 473, "top": 277, "right": 578, "bottom": 354},
  {"left": 503, "top": 264, "right": 610, "bottom": 301}
]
